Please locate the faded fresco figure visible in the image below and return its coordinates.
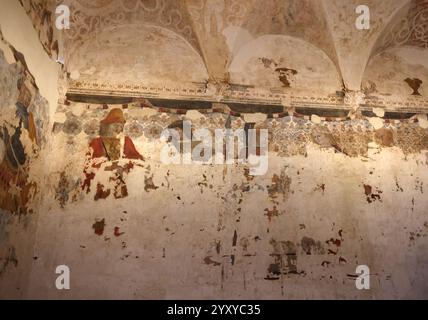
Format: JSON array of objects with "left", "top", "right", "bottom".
[
  {"left": 82, "top": 108, "right": 144, "bottom": 200},
  {"left": 0, "top": 71, "right": 40, "bottom": 215}
]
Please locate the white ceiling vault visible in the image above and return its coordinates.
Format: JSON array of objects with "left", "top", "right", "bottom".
[{"left": 21, "top": 0, "right": 428, "bottom": 112}]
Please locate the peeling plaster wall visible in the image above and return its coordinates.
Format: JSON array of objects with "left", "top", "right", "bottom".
[
  {"left": 363, "top": 47, "right": 428, "bottom": 97},
  {"left": 1, "top": 0, "right": 428, "bottom": 300},
  {"left": 22, "top": 102, "right": 428, "bottom": 299},
  {"left": 322, "top": 0, "right": 409, "bottom": 91},
  {"left": 0, "top": 1, "right": 58, "bottom": 299},
  {"left": 68, "top": 24, "right": 209, "bottom": 86},
  {"left": 0, "top": 45, "right": 41, "bottom": 298},
  {"left": 0, "top": 0, "right": 60, "bottom": 121},
  {"left": 228, "top": 35, "right": 341, "bottom": 94}
]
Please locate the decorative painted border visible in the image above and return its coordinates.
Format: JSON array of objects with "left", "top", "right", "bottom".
[{"left": 68, "top": 79, "right": 428, "bottom": 115}]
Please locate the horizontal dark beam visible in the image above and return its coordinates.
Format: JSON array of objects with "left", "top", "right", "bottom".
[
  {"left": 361, "top": 110, "right": 416, "bottom": 120},
  {"left": 66, "top": 93, "right": 422, "bottom": 120},
  {"left": 66, "top": 93, "right": 135, "bottom": 105},
  {"left": 295, "top": 107, "right": 348, "bottom": 118},
  {"left": 66, "top": 93, "right": 283, "bottom": 114}
]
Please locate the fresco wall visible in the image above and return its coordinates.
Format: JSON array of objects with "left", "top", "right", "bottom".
[
  {"left": 0, "top": 0, "right": 427, "bottom": 300},
  {"left": 22, "top": 101, "right": 428, "bottom": 299},
  {"left": 0, "top": 38, "right": 50, "bottom": 298},
  {"left": 0, "top": 0, "right": 59, "bottom": 298}
]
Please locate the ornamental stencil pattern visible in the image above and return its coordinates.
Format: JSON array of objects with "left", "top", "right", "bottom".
[{"left": 376, "top": 0, "right": 428, "bottom": 53}]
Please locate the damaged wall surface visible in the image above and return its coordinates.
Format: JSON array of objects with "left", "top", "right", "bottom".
[
  {"left": 23, "top": 101, "right": 428, "bottom": 299},
  {"left": 0, "top": 0, "right": 59, "bottom": 298},
  {"left": 0, "top": 0, "right": 428, "bottom": 299},
  {"left": 0, "top": 28, "right": 44, "bottom": 299}
]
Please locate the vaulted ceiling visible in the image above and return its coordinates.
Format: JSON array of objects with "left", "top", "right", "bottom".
[{"left": 21, "top": 0, "right": 428, "bottom": 111}]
